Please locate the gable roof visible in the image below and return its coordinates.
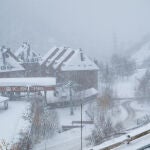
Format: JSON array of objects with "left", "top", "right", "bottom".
[
  {"left": 40, "top": 46, "right": 74, "bottom": 68},
  {"left": 15, "top": 42, "right": 41, "bottom": 63},
  {"left": 41, "top": 46, "right": 99, "bottom": 71},
  {"left": 61, "top": 49, "right": 99, "bottom": 71},
  {"left": 40, "top": 46, "right": 58, "bottom": 65},
  {"left": 0, "top": 46, "right": 25, "bottom": 73}
]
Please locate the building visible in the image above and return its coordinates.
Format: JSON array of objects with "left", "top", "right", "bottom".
[
  {"left": 0, "top": 46, "right": 25, "bottom": 78},
  {"left": 0, "top": 77, "right": 56, "bottom": 101},
  {"left": 15, "top": 42, "right": 42, "bottom": 77},
  {"left": 40, "top": 47, "right": 99, "bottom": 89}
]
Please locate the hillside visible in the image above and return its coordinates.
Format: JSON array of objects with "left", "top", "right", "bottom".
[{"left": 131, "top": 41, "right": 150, "bottom": 68}]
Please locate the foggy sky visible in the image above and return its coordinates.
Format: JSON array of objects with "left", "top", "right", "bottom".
[{"left": 0, "top": 0, "right": 150, "bottom": 60}]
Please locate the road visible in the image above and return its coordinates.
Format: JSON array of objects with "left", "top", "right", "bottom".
[{"left": 122, "top": 101, "right": 135, "bottom": 124}]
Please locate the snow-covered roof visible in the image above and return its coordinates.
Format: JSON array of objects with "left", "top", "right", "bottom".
[
  {"left": 15, "top": 42, "right": 41, "bottom": 63},
  {"left": 45, "top": 47, "right": 65, "bottom": 67},
  {"left": 76, "top": 88, "right": 98, "bottom": 99},
  {"left": 40, "top": 46, "right": 73, "bottom": 67},
  {"left": 0, "top": 77, "right": 56, "bottom": 87},
  {"left": 0, "top": 96, "right": 8, "bottom": 103},
  {"left": 53, "top": 47, "right": 74, "bottom": 69},
  {"left": 61, "top": 49, "right": 99, "bottom": 71},
  {"left": 41, "top": 46, "right": 99, "bottom": 71},
  {"left": 40, "top": 46, "right": 58, "bottom": 65},
  {"left": 0, "top": 47, "right": 25, "bottom": 73},
  {"left": 131, "top": 41, "right": 150, "bottom": 67}
]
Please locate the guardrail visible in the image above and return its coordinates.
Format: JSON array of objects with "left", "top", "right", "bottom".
[
  {"left": 99, "top": 129, "right": 150, "bottom": 150},
  {"left": 72, "top": 120, "right": 94, "bottom": 125},
  {"left": 62, "top": 125, "right": 83, "bottom": 131}
]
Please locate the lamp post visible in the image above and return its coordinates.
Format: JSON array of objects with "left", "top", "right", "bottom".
[
  {"left": 79, "top": 85, "right": 84, "bottom": 150},
  {"left": 69, "top": 83, "right": 74, "bottom": 115},
  {"left": 81, "top": 102, "right": 83, "bottom": 150}
]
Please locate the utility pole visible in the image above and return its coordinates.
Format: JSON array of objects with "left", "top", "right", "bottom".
[
  {"left": 81, "top": 103, "right": 83, "bottom": 150},
  {"left": 69, "top": 83, "right": 74, "bottom": 115}
]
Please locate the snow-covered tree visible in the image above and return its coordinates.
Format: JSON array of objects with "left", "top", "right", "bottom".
[
  {"left": 24, "top": 98, "right": 59, "bottom": 144},
  {"left": 98, "top": 62, "right": 115, "bottom": 85},
  {"left": 136, "top": 69, "right": 150, "bottom": 98},
  {"left": 111, "top": 54, "right": 136, "bottom": 78}
]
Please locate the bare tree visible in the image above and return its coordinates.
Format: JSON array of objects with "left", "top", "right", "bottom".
[
  {"left": 97, "top": 86, "right": 115, "bottom": 112},
  {"left": 23, "top": 98, "right": 59, "bottom": 145}
]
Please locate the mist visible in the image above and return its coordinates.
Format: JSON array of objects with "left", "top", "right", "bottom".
[{"left": 0, "top": 0, "right": 150, "bottom": 60}]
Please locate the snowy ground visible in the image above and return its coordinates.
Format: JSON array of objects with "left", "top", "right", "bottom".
[
  {"left": 83, "top": 68, "right": 150, "bottom": 150},
  {"left": 0, "top": 100, "right": 29, "bottom": 144},
  {"left": 34, "top": 99, "right": 150, "bottom": 150},
  {"left": 34, "top": 94, "right": 150, "bottom": 150},
  {"left": 120, "top": 100, "right": 150, "bottom": 129},
  {"left": 34, "top": 104, "right": 94, "bottom": 150},
  {"left": 34, "top": 69, "right": 150, "bottom": 150},
  {"left": 34, "top": 125, "right": 93, "bottom": 150}
]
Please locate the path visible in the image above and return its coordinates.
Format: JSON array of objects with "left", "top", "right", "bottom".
[{"left": 122, "top": 101, "right": 135, "bottom": 125}]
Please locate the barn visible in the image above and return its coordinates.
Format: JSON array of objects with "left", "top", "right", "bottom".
[
  {"left": 0, "top": 46, "right": 25, "bottom": 78},
  {"left": 40, "top": 47, "right": 99, "bottom": 89}
]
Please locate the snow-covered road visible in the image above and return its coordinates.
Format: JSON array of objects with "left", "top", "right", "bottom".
[{"left": 122, "top": 101, "right": 136, "bottom": 128}]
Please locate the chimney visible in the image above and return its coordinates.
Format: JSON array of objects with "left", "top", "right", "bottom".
[{"left": 80, "top": 48, "right": 84, "bottom": 61}]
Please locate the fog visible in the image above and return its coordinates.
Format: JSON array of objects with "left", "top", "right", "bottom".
[{"left": 0, "top": 0, "right": 150, "bottom": 60}]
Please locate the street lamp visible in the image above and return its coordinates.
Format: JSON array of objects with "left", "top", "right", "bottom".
[
  {"left": 81, "top": 102, "right": 83, "bottom": 150},
  {"left": 69, "top": 83, "right": 74, "bottom": 115}
]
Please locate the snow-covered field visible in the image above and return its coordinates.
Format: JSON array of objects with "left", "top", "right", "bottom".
[
  {"left": 0, "top": 100, "right": 29, "bottom": 144},
  {"left": 34, "top": 125, "right": 93, "bottom": 150},
  {"left": 34, "top": 105, "right": 94, "bottom": 150}
]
